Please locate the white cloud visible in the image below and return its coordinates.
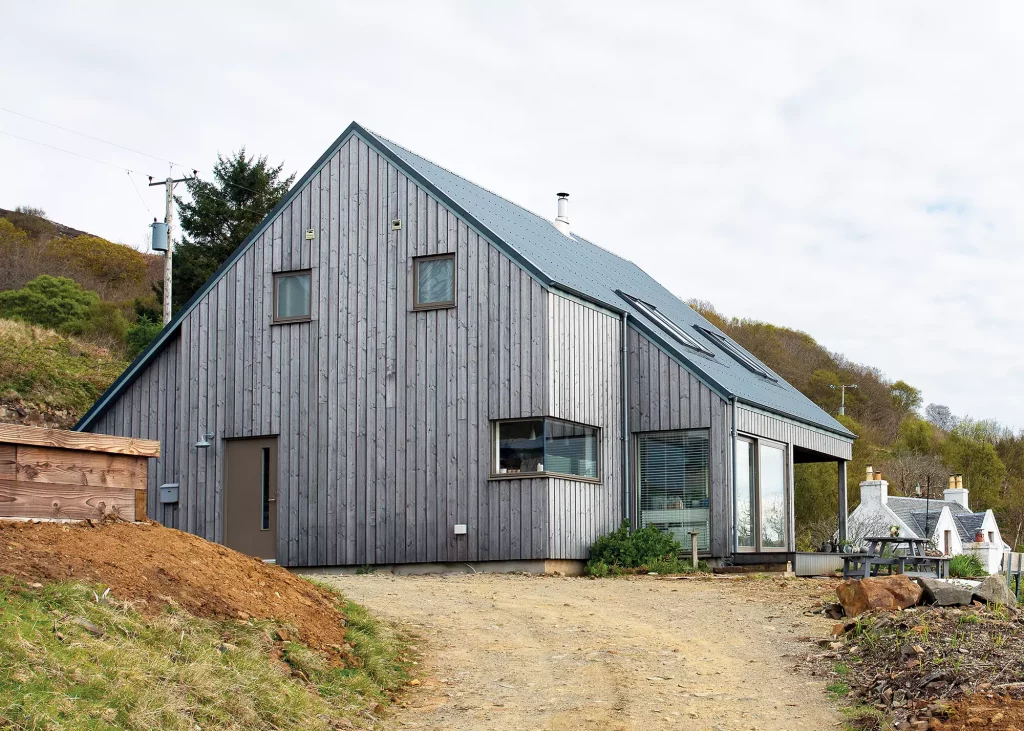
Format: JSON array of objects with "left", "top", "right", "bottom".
[{"left": 2, "top": 0, "right": 1022, "bottom": 426}]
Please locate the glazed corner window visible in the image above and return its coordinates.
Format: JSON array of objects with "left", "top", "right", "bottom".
[
  {"left": 493, "top": 418, "right": 599, "bottom": 480},
  {"left": 274, "top": 270, "right": 311, "bottom": 322},
  {"left": 413, "top": 254, "right": 455, "bottom": 310}
]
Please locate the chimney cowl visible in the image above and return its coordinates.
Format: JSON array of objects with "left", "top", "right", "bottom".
[{"left": 554, "top": 192, "right": 570, "bottom": 236}]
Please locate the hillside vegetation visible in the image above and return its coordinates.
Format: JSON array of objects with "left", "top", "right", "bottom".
[
  {"left": 0, "top": 318, "right": 128, "bottom": 428},
  {"left": 0, "top": 208, "right": 163, "bottom": 360}
]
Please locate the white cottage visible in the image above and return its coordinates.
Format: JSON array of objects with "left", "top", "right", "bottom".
[{"left": 846, "top": 471, "right": 1007, "bottom": 574}]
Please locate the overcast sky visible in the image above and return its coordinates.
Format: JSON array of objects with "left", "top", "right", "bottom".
[{"left": 2, "top": 2, "right": 1022, "bottom": 428}]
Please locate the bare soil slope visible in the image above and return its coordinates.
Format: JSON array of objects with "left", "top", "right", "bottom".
[
  {"left": 318, "top": 572, "right": 842, "bottom": 731},
  {"left": 0, "top": 519, "right": 348, "bottom": 656}
]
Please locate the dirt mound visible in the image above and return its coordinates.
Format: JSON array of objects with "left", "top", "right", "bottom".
[
  {"left": 936, "top": 695, "right": 1024, "bottom": 730},
  {"left": 0, "top": 520, "right": 348, "bottom": 657}
]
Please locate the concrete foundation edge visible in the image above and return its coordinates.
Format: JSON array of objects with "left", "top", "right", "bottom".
[{"left": 292, "top": 559, "right": 587, "bottom": 577}]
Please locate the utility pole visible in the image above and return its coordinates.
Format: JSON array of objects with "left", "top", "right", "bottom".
[
  {"left": 149, "top": 171, "right": 196, "bottom": 324},
  {"left": 830, "top": 383, "right": 858, "bottom": 416}
]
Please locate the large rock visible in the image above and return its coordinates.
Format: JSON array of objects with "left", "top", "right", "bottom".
[
  {"left": 836, "top": 575, "right": 924, "bottom": 617},
  {"left": 972, "top": 574, "right": 1017, "bottom": 606},
  {"left": 917, "top": 577, "right": 975, "bottom": 606}
]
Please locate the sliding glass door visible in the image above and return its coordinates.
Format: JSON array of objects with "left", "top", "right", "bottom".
[{"left": 735, "top": 437, "right": 789, "bottom": 552}]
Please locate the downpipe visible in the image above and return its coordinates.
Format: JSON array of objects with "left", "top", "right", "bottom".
[{"left": 731, "top": 396, "right": 738, "bottom": 556}]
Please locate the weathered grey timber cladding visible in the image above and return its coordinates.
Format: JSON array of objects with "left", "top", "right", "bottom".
[
  {"left": 88, "top": 135, "right": 550, "bottom": 567},
  {"left": 546, "top": 292, "right": 623, "bottom": 559},
  {"left": 90, "top": 337, "right": 180, "bottom": 527},
  {"left": 627, "top": 328, "right": 733, "bottom": 556},
  {"left": 736, "top": 405, "right": 852, "bottom": 461}
]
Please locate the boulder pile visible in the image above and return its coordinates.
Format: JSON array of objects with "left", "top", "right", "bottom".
[{"left": 837, "top": 574, "right": 1017, "bottom": 617}]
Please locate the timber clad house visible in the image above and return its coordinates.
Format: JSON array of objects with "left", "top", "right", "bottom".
[{"left": 75, "top": 122, "right": 855, "bottom": 570}]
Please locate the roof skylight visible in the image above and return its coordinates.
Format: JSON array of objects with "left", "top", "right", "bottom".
[
  {"left": 618, "top": 293, "right": 714, "bottom": 357},
  {"left": 695, "top": 326, "right": 778, "bottom": 382}
]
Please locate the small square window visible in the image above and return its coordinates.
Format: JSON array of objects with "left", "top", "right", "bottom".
[
  {"left": 274, "top": 270, "right": 311, "bottom": 323},
  {"left": 413, "top": 254, "right": 455, "bottom": 310}
]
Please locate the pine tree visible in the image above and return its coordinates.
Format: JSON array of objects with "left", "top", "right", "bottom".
[{"left": 172, "top": 149, "right": 294, "bottom": 311}]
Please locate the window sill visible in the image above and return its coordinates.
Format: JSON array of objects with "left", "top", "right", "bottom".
[
  {"left": 412, "top": 303, "right": 456, "bottom": 312},
  {"left": 489, "top": 472, "right": 602, "bottom": 485},
  {"left": 271, "top": 317, "right": 312, "bottom": 325}
]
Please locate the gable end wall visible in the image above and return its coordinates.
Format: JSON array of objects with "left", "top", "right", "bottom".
[{"left": 86, "top": 135, "right": 550, "bottom": 567}]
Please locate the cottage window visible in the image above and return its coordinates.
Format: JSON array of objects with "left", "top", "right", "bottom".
[
  {"left": 413, "top": 253, "right": 455, "bottom": 310},
  {"left": 274, "top": 270, "right": 312, "bottom": 322},
  {"left": 492, "top": 418, "right": 599, "bottom": 481}
]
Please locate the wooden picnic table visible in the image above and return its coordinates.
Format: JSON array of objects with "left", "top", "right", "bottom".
[{"left": 842, "top": 536, "right": 950, "bottom": 579}]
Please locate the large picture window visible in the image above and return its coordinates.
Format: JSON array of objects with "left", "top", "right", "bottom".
[
  {"left": 492, "top": 418, "right": 599, "bottom": 480},
  {"left": 637, "top": 430, "right": 710, "bottom": 551},
  {"left": 413, "top": 253, "right": 455, "bottom": 310},
  {"left": 273, "top": 270, "right": 312, "bottom": 322}
]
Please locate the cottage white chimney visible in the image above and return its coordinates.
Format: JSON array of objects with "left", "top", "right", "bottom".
[
  {"left": 553, "top": 192, "right": 570, "bottom": 236},
  {"left": 944, "top": 474, "right": 969, "bottom": 509},
  {"left": 860, "top": 466, "right": 889, "bottom": 507}
]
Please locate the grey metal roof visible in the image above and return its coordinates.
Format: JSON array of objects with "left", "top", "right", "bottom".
[
  {"left": 954, "top": 513, "right": 985, "bottom": 541},
  {"left": 365, "top": 129, "right": 853, "bottom": 438},
  {"left": 76, "top": 122, "right": 854, "bottom": 438},
  {"left": 887, "top": 496, "right": 984, "bottom": 542}
]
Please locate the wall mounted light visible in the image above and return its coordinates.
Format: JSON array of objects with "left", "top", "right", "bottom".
[{"left": 195, "top": 432, "right": 215, "bottom": 449}]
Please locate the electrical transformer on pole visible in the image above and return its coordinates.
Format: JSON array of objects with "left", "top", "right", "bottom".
[{"left": 149, "top": 171, "right": 195, "bottom": 324}]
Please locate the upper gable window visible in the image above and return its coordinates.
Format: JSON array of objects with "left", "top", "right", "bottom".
[
  {"left": 413, "top": 253, "right": 455, "bottom": 310},
  {"left": 618, "top": 292, "right": 714, "bottom": 356},
  {"left": 274, "top": 270, "right": 312, "bottom": 323},
  {"left": 696, "top": 326, "right": 778, "bottom": 382}
]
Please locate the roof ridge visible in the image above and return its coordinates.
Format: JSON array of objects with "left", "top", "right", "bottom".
[
  {"left": 364, "top": 128, "right": 650, "bottom": 275},
  {"left": 364, "top": 127, "right": 561, "bottom": 231}
]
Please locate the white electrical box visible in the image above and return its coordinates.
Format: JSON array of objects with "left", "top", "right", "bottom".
[
  {"left": 453, "top": 524, "right": 467, "bottom": 535},
  {"left": 305, "top": 228, "right": 315, "bottom": 240}
]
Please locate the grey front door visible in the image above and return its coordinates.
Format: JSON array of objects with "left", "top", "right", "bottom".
[{"left": 224, "top": 437, "right": 277, "bottom": 560}]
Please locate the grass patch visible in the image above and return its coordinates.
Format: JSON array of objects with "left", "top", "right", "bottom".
[
  {"left": 948, "top": 553, "right": 986, "bottom": 578},
  {"left": 0, "top": 317, "right": 127, "bottom": 417},
  {"left": 0, "top": 577, "right": 409, "bottom": 730},
  {"left": 827, "top": 680, "right": 850, "bottom": 698},
  {"left": 841, "top": 704, "right": 891, "bottom": 731}
]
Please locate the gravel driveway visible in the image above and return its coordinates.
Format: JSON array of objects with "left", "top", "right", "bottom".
[{"left": 316, "top": 573, "right": 841, "bottom": 731}]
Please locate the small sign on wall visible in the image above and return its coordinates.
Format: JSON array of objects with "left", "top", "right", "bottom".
[{"left": 305, "top": 229, "right": 316, "bottom": 240}]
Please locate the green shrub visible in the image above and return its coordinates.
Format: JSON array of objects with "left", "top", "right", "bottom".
[
  {"left": 949, "top": 553, "right": 986, "bottom": 578},
  {"left": 0, "top": 274, "right": 99, "bottom": 333},
  {"left": 126, "top": 315, "right": 163, "bottom": 358},
  {"left": 0, "top": 275, "right": 130, "bottom": 348},
  {"left": 586, "top": 520, "right": 692, "bottom": 576}
]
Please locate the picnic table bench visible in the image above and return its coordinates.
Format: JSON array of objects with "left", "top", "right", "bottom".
[{"left": 841, "top": 536, "right": 950, "bottom": 580}]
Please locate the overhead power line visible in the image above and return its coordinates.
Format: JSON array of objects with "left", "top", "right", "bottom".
[
  {"left": 0, "top": 105, "right": 186, "bottom": 169},
  {"left": 0, "top": 130, "right": 155, "bottom": 177},
  {"left": 0, "top": 105, "right": 266, "bottom": 199}
]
